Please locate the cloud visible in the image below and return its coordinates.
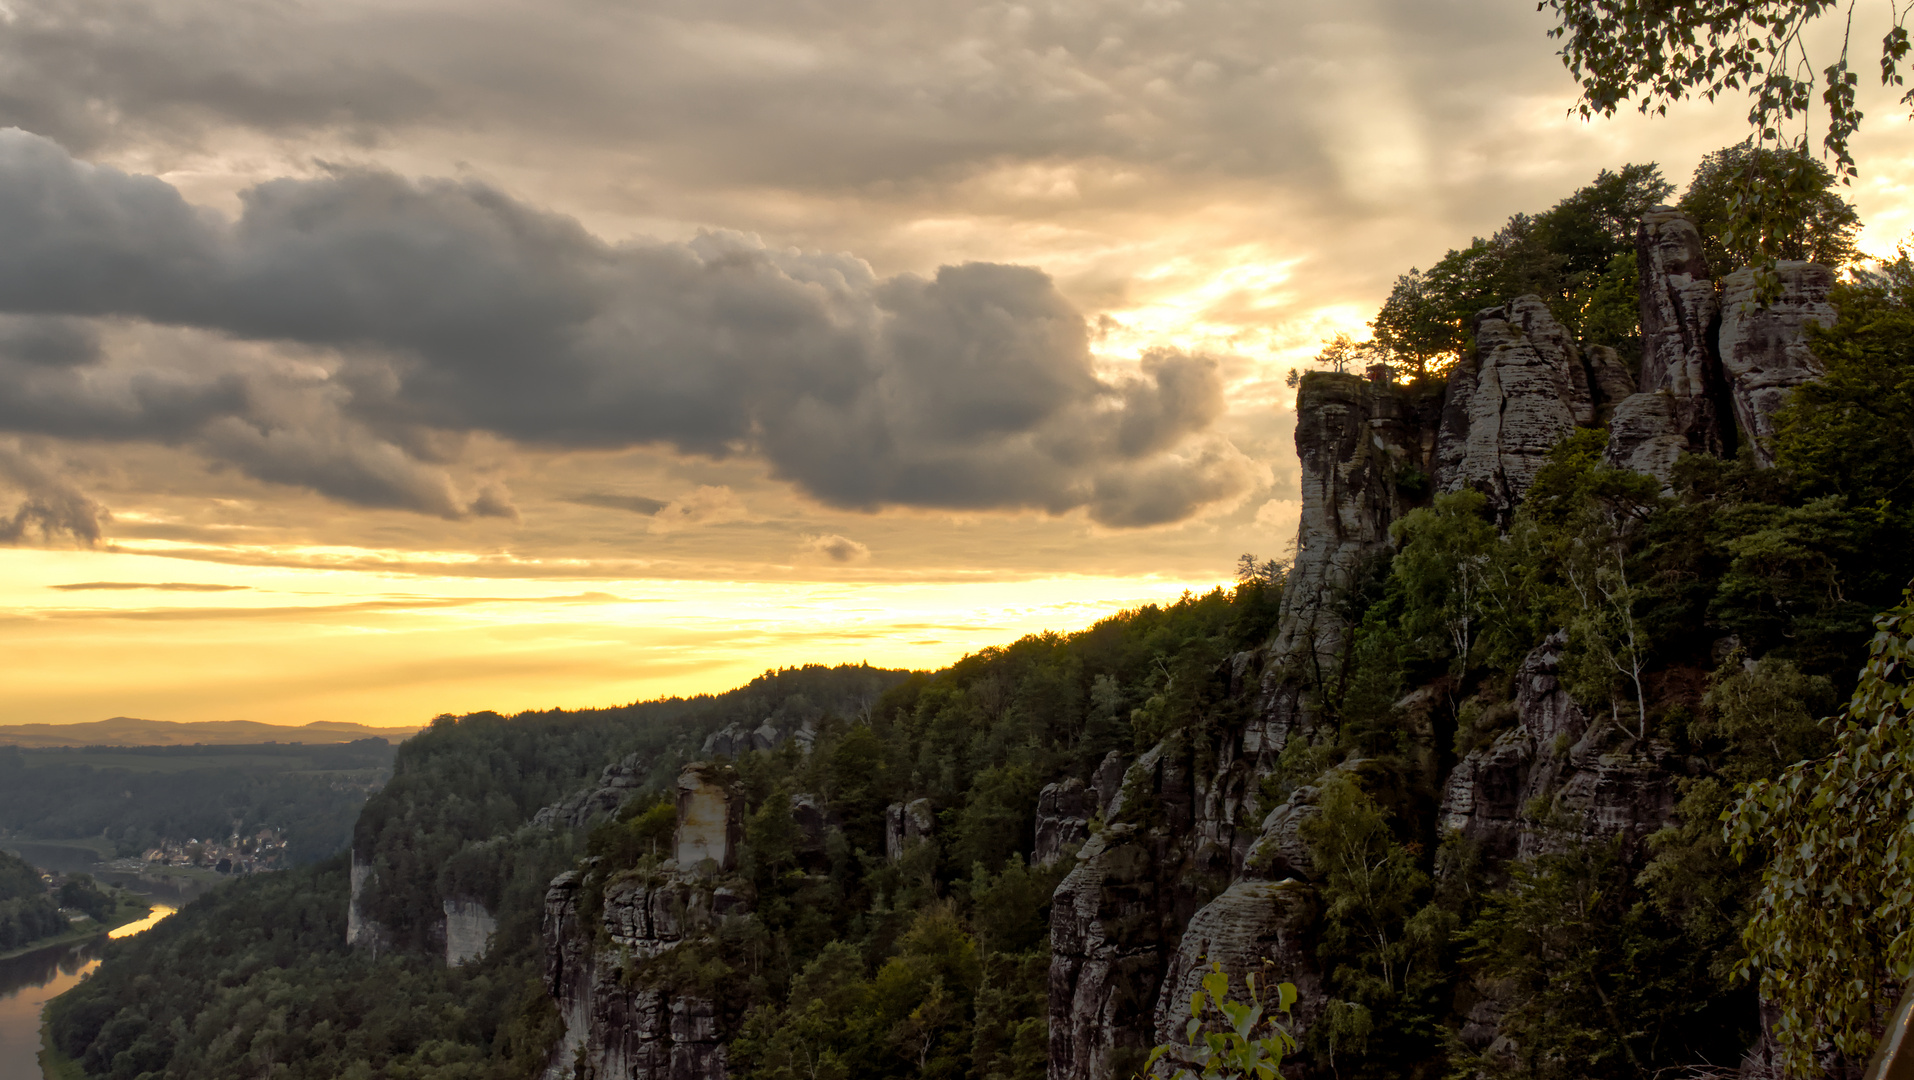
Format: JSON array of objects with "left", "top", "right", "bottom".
[
  {"left": 0, "top": 440, "right": 109, "bottom": 545},
  {"left": 799, "top": 533, "right": 871, "bottom": 564},
  {"left": 648, "top": 485, "right": 751, "bottom": 534},
  {"left": 50, "top": 581, "right": 249, "bottom": 591},
  {"left": 564, "top": 493, "right": 669, "bottom": 516},
  {"left": 0, "top": 131, "right": 1253, "bottom": 526}
]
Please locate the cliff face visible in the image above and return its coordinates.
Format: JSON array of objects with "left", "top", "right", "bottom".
[
  {"left": 1045, "top": 209, "right": 1837, "bottom": 1080},
  {"left": 542, "top": 764, "right": 749, "bottom": 1080},
  {"left": 1434, "top": 295, "right": 1635, "bottom": 517}
]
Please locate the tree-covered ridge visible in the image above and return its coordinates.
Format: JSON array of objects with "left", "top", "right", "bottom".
[
  {"left": 42, "top": 156, "right": 1914, "bottom": 1080},
  {"left": 0, "top": 739, "right": 395, "bottom": 865}
]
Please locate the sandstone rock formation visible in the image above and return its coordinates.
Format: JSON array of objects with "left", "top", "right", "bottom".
[
  {"left": 1433, "top": 296, "right": 1636, "bottom": 516},
  {"left": 884, "top": 798, "right": 935, "bottom": 862},
  {"left": 542, "top": 762, "right": 753, "bottom": 1080},
  {"left": 1604, "top": 207, "right": 1732, "bottom": 480},
  {"left": 533, "top": 752, "right": 650, "bottom": 829},
  {"left": 1049, "top": 824, "right": 1163, "bottom": 1080},
  {"left": 700, "top": 717, "right": 817, "bottom": 759},
  {"left": 541, "top": 871, "right": 735, "bottom": 1080},
  {"left": 1438, "top": 632, "right": 1680, "bottom": 862},
  {"left": 443, "top": 898, "right": 497, "bottom": 966},
  {"left": 1035, "top": 778, "right": 1093, "bottom": 867},
  {"left": 1254, "top": 373, "right": 1438, "bottom": 755},
  {"left": 674, "top": 763, "right": 744, "bottom": 871},
  {"left": 345, "top": 851, "right": 389, "bottom": 953},
  {"left": 1718, "top": 261, "right": 1837, "bottom": 466},
  {"left": 1149, "top": 879, "right": 1322, "bottom": 1047}
]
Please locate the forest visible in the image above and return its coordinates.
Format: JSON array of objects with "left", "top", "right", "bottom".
[
  {"left": 0, "top": 739, "right": 398, "bottom": 865},
  {"left": 41, "top": 143, "right": 1914, "bottom": 1080}
]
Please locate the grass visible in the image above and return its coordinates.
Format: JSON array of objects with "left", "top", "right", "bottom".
[{"left": 38, "top": 1028, "right": 86, "bottom": 1080}]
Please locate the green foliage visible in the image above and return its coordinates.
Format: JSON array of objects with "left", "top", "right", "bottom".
[
  {"left": 1779, "top": 261, "right": 1914, "bottom": 511},
  {"left": 1726, "top": 590, "right": 1914, "bottom": 1075},
  {"left": 58, "top": 874, "right": 117, "bottom": 922},
  {"left": 1301, "top": 774, "right": 1452, "bottom": 1077},
  {"left": 1369, "top": 164, "right": 1670, "bottom": 376},
  {"left": 1678, "top": 142, "right": 1860, "bottom": 273},
  {"left": 1143, "top": 964, "right": 1298, "bottom": 1080},
  {"left": 1459, "top": 838, "right": 1750, "bottom": 1080},
  {"left": 0, "top": 739, "right": 395, "bottom": 863},
  {"left": 44, "top": 857, "right": 562, "bottom": 1080}
]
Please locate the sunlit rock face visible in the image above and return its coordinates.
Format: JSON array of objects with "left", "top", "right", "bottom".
[
  {"left": 1434, "top": 295, "right": 1635, "bottom": 517},
  {"left": 1718, "top": 261, "right": 1837, "bottom": 466},
  {"left": 675, "top": 763, "right": 744, "bottom": 871},
  {"left": 443, "top": 898, "right": 497, "bottom": 966}
]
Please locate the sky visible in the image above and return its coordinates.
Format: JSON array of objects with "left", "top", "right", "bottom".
[{"left": 6, "top": 0, "right": 1914, "bottom": 728}]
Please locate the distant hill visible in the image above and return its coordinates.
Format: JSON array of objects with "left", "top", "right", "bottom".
[{"left": 0, "top": 717, "right": 420, "bottom": 748}]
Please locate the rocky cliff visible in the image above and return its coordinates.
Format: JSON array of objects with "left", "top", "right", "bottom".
[
  {"left": 542, "top": 763, "right": 749, "bottom": 1080},
  {"left": 1045, "top": 208, "right": 1836, "bottom": 1080}
]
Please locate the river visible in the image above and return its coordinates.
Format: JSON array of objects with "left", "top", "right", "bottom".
[{"left": 0, "top": 841, "right": 210, "bottom": 1080}]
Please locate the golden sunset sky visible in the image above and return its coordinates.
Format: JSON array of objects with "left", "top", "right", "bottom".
[{"left": 4, "top": 0, "right": 1914, "bottom": 727}]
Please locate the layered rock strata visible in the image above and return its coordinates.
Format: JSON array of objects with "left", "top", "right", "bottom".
[{"left": 1434, "top": 295, "right": 1635, "bottom": 515}]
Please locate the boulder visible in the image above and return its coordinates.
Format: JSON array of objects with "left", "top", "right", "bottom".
[{"left": 1717, "top": 261, "right": 1837, "bottom": 466}]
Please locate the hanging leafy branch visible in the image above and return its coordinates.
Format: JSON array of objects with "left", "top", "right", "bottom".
[
  {"left": 1540, "top": 1, "right": 1907, "bottom": 285},
  {"left": 1725, "top": 588, "right": 1914, "bottom": 1076}
]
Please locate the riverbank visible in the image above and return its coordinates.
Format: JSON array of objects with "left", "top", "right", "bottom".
[
  {"left": 38, "top": 1028, "right": 82, "bottom": 1080},
  {"left": 0, "top": 899, "right": 152, "bottom": 964}
]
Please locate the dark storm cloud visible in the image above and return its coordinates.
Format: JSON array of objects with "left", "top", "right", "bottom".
[
  {"left": 0, "top": 0, "right": 1555, "bottom": 194},
  {"left": 0, "top": 131, "right": 1252, "bottom": 526}
]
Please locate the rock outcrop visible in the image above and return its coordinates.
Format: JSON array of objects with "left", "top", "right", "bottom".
[
  {"left": 1434, "top": 295, "right": 1634, "bottom": 516},
  {"left": 1035, "top": 778, "right": 1093, "bottom": 867},
  {"left": 1049, "top": 824, "right": 1164, "bottom": 1080},
  {"left": 443, "top": 898, "right": 497, "bottom": 966},
  {"left": 533, "top": 752, "right": 649, "bottom": 830},
  {"left": 700, "top": 718, "right": 817, "bottom": 759},
  {"left": 1718, "top": 261, "right": 1837, "bottom": 466},
  {"left": 542, "top": 763, "right": 749, "bottom": 1080},
  {"left": 541, "top": 871, "right": 735, "bottom": 1080},
  {"left": 345, "top": 851, "right": 390, "bottom": 953},
  {"left": 675, "top": 763, "right": 744, "bottom": 871},
  {"left": 884, "top": 798, "right": 935, "bottom": 862},
  {"left": 1604, "top": 208, "right": 1732, "bottom": 480},
  {"left": 1254, "top": 373, "right": 1439, "bottom": 755},
  {"left": 1149, "top": 879, "right": 1322, "bottom": 1047},
  {"left": 1438, "top": 632, "right": 1681, "bottom": 862}
]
